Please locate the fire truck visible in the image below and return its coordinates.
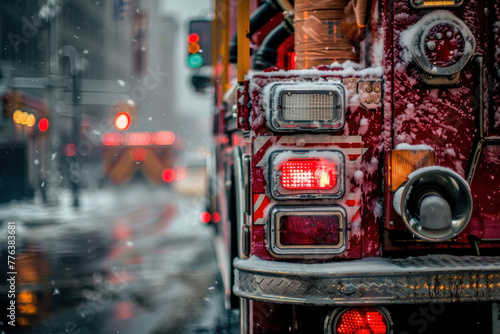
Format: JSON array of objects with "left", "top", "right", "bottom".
[{"left": 204, "top": 0, "right": 500, "bottom": 333}]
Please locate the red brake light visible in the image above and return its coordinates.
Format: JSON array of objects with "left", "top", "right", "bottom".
[
  {"left": 200, "top": 211, "right": 211, "bottom": 223},
  {"left": 162, "top": 169, "right": 175, "bottom": 183},
  {"left": 281, "top": 158, "right": 336, "bottom": 190},
  {"left": 38, "top": 118, "right": 49, "bottom": 132},
  {"left": 336, "top": 308, "right": 388, "bottom": 334},
  {"left": 154, "top": 131, "right": 175, "bottom": 145},
  {"left": 102, "top": 132, "right": 121, "bottom": 146},
  {"left": 211, "top": 212, "right": 220, "bottom": 223}
]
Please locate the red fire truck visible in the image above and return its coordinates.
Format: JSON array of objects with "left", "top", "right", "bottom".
[{"left": 205, "top": 0, "right": 500, "bottom": 333}]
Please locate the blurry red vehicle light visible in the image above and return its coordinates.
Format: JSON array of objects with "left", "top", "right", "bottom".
[
  {"left": 154, "top": 131, "right": 175, "bottom": 145},
  {"left": 200, "top": 211, "right": 211, "bottom": 223},
  {"left": 102, "top": 132, "right": 121, "bottom": 146},
  {"left": 162, "top": 169, "right": 175, "bottom": 183},
  {"left": 211, "top": 212, "right": 220, "bottom": 223},
  {"left": 39, "top": 117, "right": 49, "bottom": 132},
  {"left": 65, "top": 143, "right": 77, "bottom": 157}
]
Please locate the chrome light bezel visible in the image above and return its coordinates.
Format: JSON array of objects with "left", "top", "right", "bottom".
[
  {"left": 265, "top": 82, "right": 346, "bottom": 132},
  {"left": 410, "top": 13, "right": 475, "bottom": 77},
  {"left": 268, "top": 206, "right": 347, "bottom": 258},
  {"left": 268, "top": 150, "right": 345, "bottom": 200}
]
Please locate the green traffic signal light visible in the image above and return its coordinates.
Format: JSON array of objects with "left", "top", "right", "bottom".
[{"left": 187, "top": 53, "right": 204, "bottom": 68}]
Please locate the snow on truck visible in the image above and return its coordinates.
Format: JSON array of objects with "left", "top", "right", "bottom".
[{"left": 202, "top": 0, "right": 500, "bottom": 332}]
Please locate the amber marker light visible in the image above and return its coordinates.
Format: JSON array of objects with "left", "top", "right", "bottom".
[{"left": 388, "top": 149, "right": 434, "bottom": 192}]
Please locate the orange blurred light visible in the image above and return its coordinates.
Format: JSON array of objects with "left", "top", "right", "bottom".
[
  {"left": 18, "top": 290, "right": 37, "bottom": 304},
  {"left": 20, "top": 112, "right": 28, "bottom": 124},
  {"left": 188, "top": 43, "right": 200, "bottom": 54},
  {"left": 19, "top": 304, "right": 38, "bottom": 315},
  {"left": 162, "top": 169, "right": 175, "bottom": 183},
  {"left": 115, "top": 112, "right": 131, "bottom": 131},
  {"left": 26, "top": 114, "right": 36, "bottom": 127},
  {"left": 13, "top": 110, "right": 23, "bottom": 123}
]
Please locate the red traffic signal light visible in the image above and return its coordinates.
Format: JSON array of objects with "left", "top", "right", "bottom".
[
  {"left": 39, "top": 118, "right": 49, "bottom": 132},
  {"left": 187, "top": 33, "right": 199, "bottom": 44},
  {"left": 115, "top": 112, "right": 131, "bottom": 131},
  {"left": 186, "top": 19, "right": 212, "bottom": 68}
]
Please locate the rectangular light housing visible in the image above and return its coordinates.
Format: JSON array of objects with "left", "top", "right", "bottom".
[
  {"left": 265, "top": 82, "right": 346, "bottom": 132},
  {"left": 269, "top": 150, "right": 345, "bottom": 200},
  {"left": 268, "top": 206, "right": 346, "bottom": 257}
]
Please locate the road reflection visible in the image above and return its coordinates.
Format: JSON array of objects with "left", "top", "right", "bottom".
[{"left": 1, "top": 184, "right": 224, "bottom": 334}]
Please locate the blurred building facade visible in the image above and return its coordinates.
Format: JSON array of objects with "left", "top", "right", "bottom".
[{"left": 0, "top": 0, "right": 179, "bottom": 203}]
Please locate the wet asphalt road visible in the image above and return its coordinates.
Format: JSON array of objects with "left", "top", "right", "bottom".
[{"left": 0, "top": 183, "right": 236, "bottom": 334}]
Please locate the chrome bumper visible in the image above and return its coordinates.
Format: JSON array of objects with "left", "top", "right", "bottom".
[{"left": 233, "top": 255, "right": 500, "bottom": 305}]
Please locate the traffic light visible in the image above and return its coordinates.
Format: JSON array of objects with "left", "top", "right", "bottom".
[
  {"left": 38, "top": 118, "right": 49, "bottom": 132},
  {"left": 113, "top": 99, "right": 136, "bottom": 131},
  {"left": 186, "top": 19, "right": 212, "bottom": 68},
  {"left": 13, "top": 110, "right": 36, "bottom": 127},
  {"left": 115, "top": 112, "right": 131, "bottom": 131}
]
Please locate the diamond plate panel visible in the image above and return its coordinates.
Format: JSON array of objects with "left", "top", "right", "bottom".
[{"left": 233, "top": 255, "right": 500, "bottom": 305}]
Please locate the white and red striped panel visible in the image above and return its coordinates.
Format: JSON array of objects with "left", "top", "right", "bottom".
[
  {"left": 252, "top": 135, "right": 366, "bottom": 225},
  {"left": 253, "top": 135, "right": 368, "bottom": 167}
]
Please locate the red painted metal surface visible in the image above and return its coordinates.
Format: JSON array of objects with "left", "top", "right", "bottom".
[{"left": 247, "top": 71, "right": 384, "bottom": 261}]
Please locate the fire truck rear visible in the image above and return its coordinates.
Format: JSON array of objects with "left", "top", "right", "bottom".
[{"left": 205, "top": 0, "right": 500, "bottom": 332}]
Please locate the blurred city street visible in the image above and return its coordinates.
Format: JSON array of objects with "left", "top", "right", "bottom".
[
  {"left": 0, "top": 0, "right": 224, "bottom": 332},
  {"left": 0, "top": 183, "right": 234, "bottom": 334}
]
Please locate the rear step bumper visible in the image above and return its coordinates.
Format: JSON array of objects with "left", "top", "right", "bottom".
[{"left": 233, "top": 255, "right": 500, "bottom": 305}]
